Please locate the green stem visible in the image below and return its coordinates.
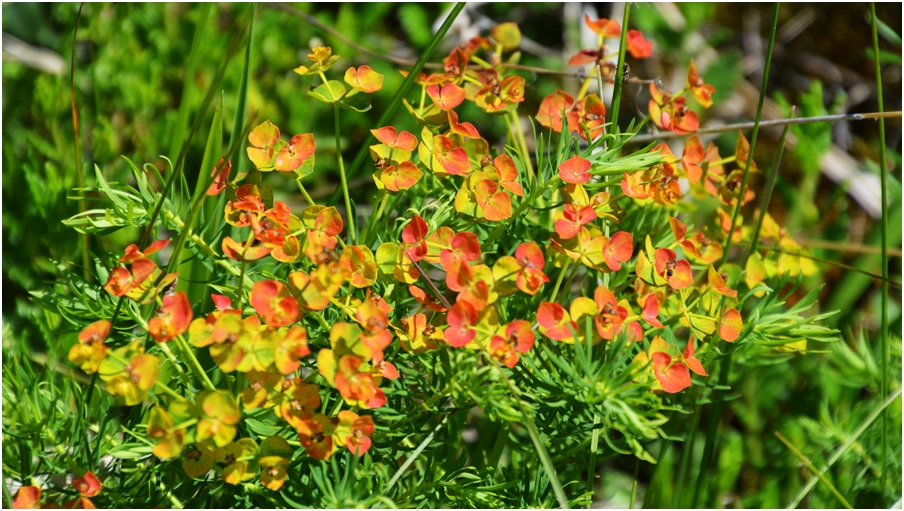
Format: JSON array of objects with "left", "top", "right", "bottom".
[
  {"left": 334, "top": 103, "right": 355, "bottom": 244},
  {"left": 365, "top": 192, "right": 390, "bottom": 245},
  {"left": 720, "top": 3, "right": 779, "bottom": 267},
  {"left": 70, "top": 3, "right": 90, "bottom": 283},
  {"left": 510, "top": 110, "right": 536, "bottom": 184},
  {"left": 156, "top": 339, "right": 193, "bottom": 389},
  {"left": 775, "top": 431, "right": 852, "bottom": 509},
  {"left": 295, "top": 178, "right": 316, "bottom": 206},
  {"left": 608, "top": 3, "right": 631, "bottom": 133},
  {"left": 175, "top": 335, "right": 216, "bottom": 391},
  {"left": 549, "top": 260, "right": 572, "bottom": 304},
  {"left": 869, "top": 4, "right": 890, "bottom": 504},
  {"left": 746, "top": 113, "right": 793, "bottom": 260}
]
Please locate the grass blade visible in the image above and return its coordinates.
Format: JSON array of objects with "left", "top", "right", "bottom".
[
  {"left": 774, "top": 431, "right": 853, "bottom": 509},
  {"left": 70, "top": 3, "right": 90, "bottom": 281},
  {"left": 869, "top": 5, "right": 891, "bottom": 505},
  {"left": 747, "top": 107, "right": 794, "bottom": 258},
  {"left": 608, "top": 2, "right": 631, "bottom": 133},
  {"left": 787, "top": 389, "right": 902, "bottom": 508},
  {"left": 168, "top": 3, "right": 214, "bottom": 164}
]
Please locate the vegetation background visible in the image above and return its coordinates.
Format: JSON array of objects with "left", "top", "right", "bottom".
[{"left": 2, "top": 2, "right": 901, "bottom": 508}]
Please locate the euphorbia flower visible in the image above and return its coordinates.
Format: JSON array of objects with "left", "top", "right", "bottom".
[
  {"left": 427, "top": 83, "right": 466, "bottom": 111},
  {"left": 621, "top": 170, "right": 650, "bottom": 200},
  {"left": 332, "top": 355, "right": 387, "bottom": 408},
  {"left": 648, "top": 336, "right": 691, "bottom": 393},
  {"left": 147, "top": 404, "right": 188, "bottom": 459},
  {"left": 249, "top": 280, "right": 299, "bottom": 328},
  {"left": 68, "top": 471, "right": 102, "bottom": 508},
  {"left": 344, "top": 65, "right": 384, "bottom": 93},
  {"left": 626, "top": 30, "right": 653, "bottom": 58},
  {"left": 259, "top": 437, "right": 293, "bottom": 491},
  {"left": 489, "top": 319, "right": 535, "bottom": 368},
  {"left": 196, "top": 390, "right": 242, "bottom": 447},
  {"left": 475, "top": 75, "right": 525, "bottom": 113},
  {"left": 98, "top": 341, "right": 159, "bottom": 406},
  {"left": 241, "top": 369, "right": 283, "bottom": 410},
  {"left": 224, "top": 184, "right": 265, "bottom": 227},
  {"left": 443, "top": 47, "right": 469, "bottom": 79},
  {"left": 593, "top": 286, "right": 629, "bottom": 340},
  {"left": 274, "top": 325, "right": 310, "bottom": 375},
  {"left": 69, "top": 319, "right": 110, "bottom": 374},
  {"left": 536, "top": 90, "right": 575, "bottom": 132},
  {"left": 401, "top": 214, "right": 430, "bottom": 261},
  {"left": 288, "top": 265, "right": 349, "bottom": 311},
  {"left": 565, "top": 94, "right": 607, "bottom": 140},
  {"left": 493, "top": 155, "right": 524, "bottom": 196},
  {"left": 278, "top": 378, "right": 322, "bottom": 430},
  {"left": 687, "top": 59, "right": 715, "bottom": 108},
  {"left": 221, "top": 236, "right": 273, "bottom": 262},
  {"left": 555, "top": 203, "right": 597, "bottom": 239},
  {"left": 148, "top": 291, "right": 193, "bottom": 342},
  {"left": 433, "top": 135, "right": 470, "bottom": 175},
  {"left": 651, "top": 162, "right": 682, "bottom": 205},
  {"left": 648, "top": 84, "right": 699, "bottom": 134},
  {"left": 182, "top": 441, "right": 217, "bottom": 479},
  {"left": 446, "top": 301, "right": 478, "bottom": 347},
  {"left": 559, "top": 156, "right": 591, "bottom": 184},
  {"left": 333, "top": 410, "right": 375, "bottom": 456},
  {"left": 246, "top": 120, "right": 280, "bottom": 169},
  {"left": 216, "top": 438, "right": 259, "bottom": 485},
  {"left": 303, "top": 205, "right": 344, "bottom": 253},
  {"left": 371, "top": 126, "right": 418, "bottom": 152},
  {"left": 398, "top": 313, "right": 442, "bottom": 352},
  {"left": 654, "top": 248, "right": 693, "bottom": 289},
  {"left": 513, "top": 241, "right": 549, "bottom": 295},
  {"left": 474, "top": 178, "right": 512, "bottom": 221},
  {"left": 12, "top": 486, "right": 41, "bottom": 509},
  {"left": 273, "top": 133, "right": 315, "bottom": 172},
  {"left": 719, "top": 308, "right": 743, "bottom": 342},
  {"left": 338, "top": 245, "right": 377, "bottom": 288},
  {"left": 298, "top": 413, "right": 335, "bottom": 460},
  {"left": 537, "top": 302, "right": 577, "bottom": 341}
]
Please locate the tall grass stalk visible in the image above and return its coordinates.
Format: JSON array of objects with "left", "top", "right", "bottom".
[
  {"left": 608, "top": 2, "right": 631, "bottom": 133},
  {"left": 869, "top": 3, "right": 890, "bottom": 504},
  {"left": 692, "top": 4, "right": 781, "bottom": 508},
  {"left": 70, "top": 3, "right": 89, "bottom": 282}
]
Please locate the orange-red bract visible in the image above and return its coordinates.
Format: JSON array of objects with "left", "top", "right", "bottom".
[
  {"left": 536, "top": 90, "right": 575, "bottom": 132},
  {"left": 584, "top": 15, "right": 621, "bottom": 37},
  {"left": 344, "top": 65, "right": 384, "bottom": 93},
  {"left": 427, "top": 83, "right": 466, "bottom": 111},
  {"left": 603, "top": 231, "right": 633, "bottom": 271},
  {"left": 274, "top": 134, "right": 315, "bottom": 172},
  {"left": 433, "top": 135, "right": 470, "bottom": 175},
  {"left": 720, "top": 308, "right": 743, "bottom": 342},
  {"left": 249, "top": 280, "right": 299, "bottom": 328},
  {"left": 555, "top": 204, "right": 597, "bottom": 239},
  {"left": 654, "top": 248, "right": 694, "bottom": 289},
  {"left": 12, "top": 486, "right": 41, "bottom": 509},
  {"left": 537, "top": 302, "right": 577, "bottom": 341},
  {"left": 371, "top": 126, "right": 418, "bottom": 152},
  {"left": 474, "top": 179, "right": 512, "bottom": 221},
  {"left": 446, "top": 301, "right": 478, "bottom": 347},
  {"left": 626, "top": 30, "right": 653, "bottom": 59},
  {"left": 687, "top": 59, "right": 716, "bottom": 108},
  {"left": 642, "top": 293, "right": 663, "bottom": 328},
  {"left": 494, "top": 155, "right": 525, "bottom": 196},
  {"left": 148, "top": 292, "right": 193, "bottom": 342},
  {"left": 73, "top": 472, "right": 102, "bottom": 497},
  {"left": 514, "top": 242, "right": 549, "bottom": 295},
  {"left": 651, "top": 351, "right": 691, "bottom": 393},
  {"left": 559, "top": 156, "right": 591, "bottom": 184},
  {"left": 207, "top": 158, "right": 232, "bottom": 196}
]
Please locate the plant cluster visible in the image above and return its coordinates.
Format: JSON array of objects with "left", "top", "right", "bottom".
[{"left": 9, "top": 11, "right": 857, "bottom": 509}]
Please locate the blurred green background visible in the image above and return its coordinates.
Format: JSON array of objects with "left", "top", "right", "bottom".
[{"left": 2, "top": 2, "right": 901, "bottom": 507}]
